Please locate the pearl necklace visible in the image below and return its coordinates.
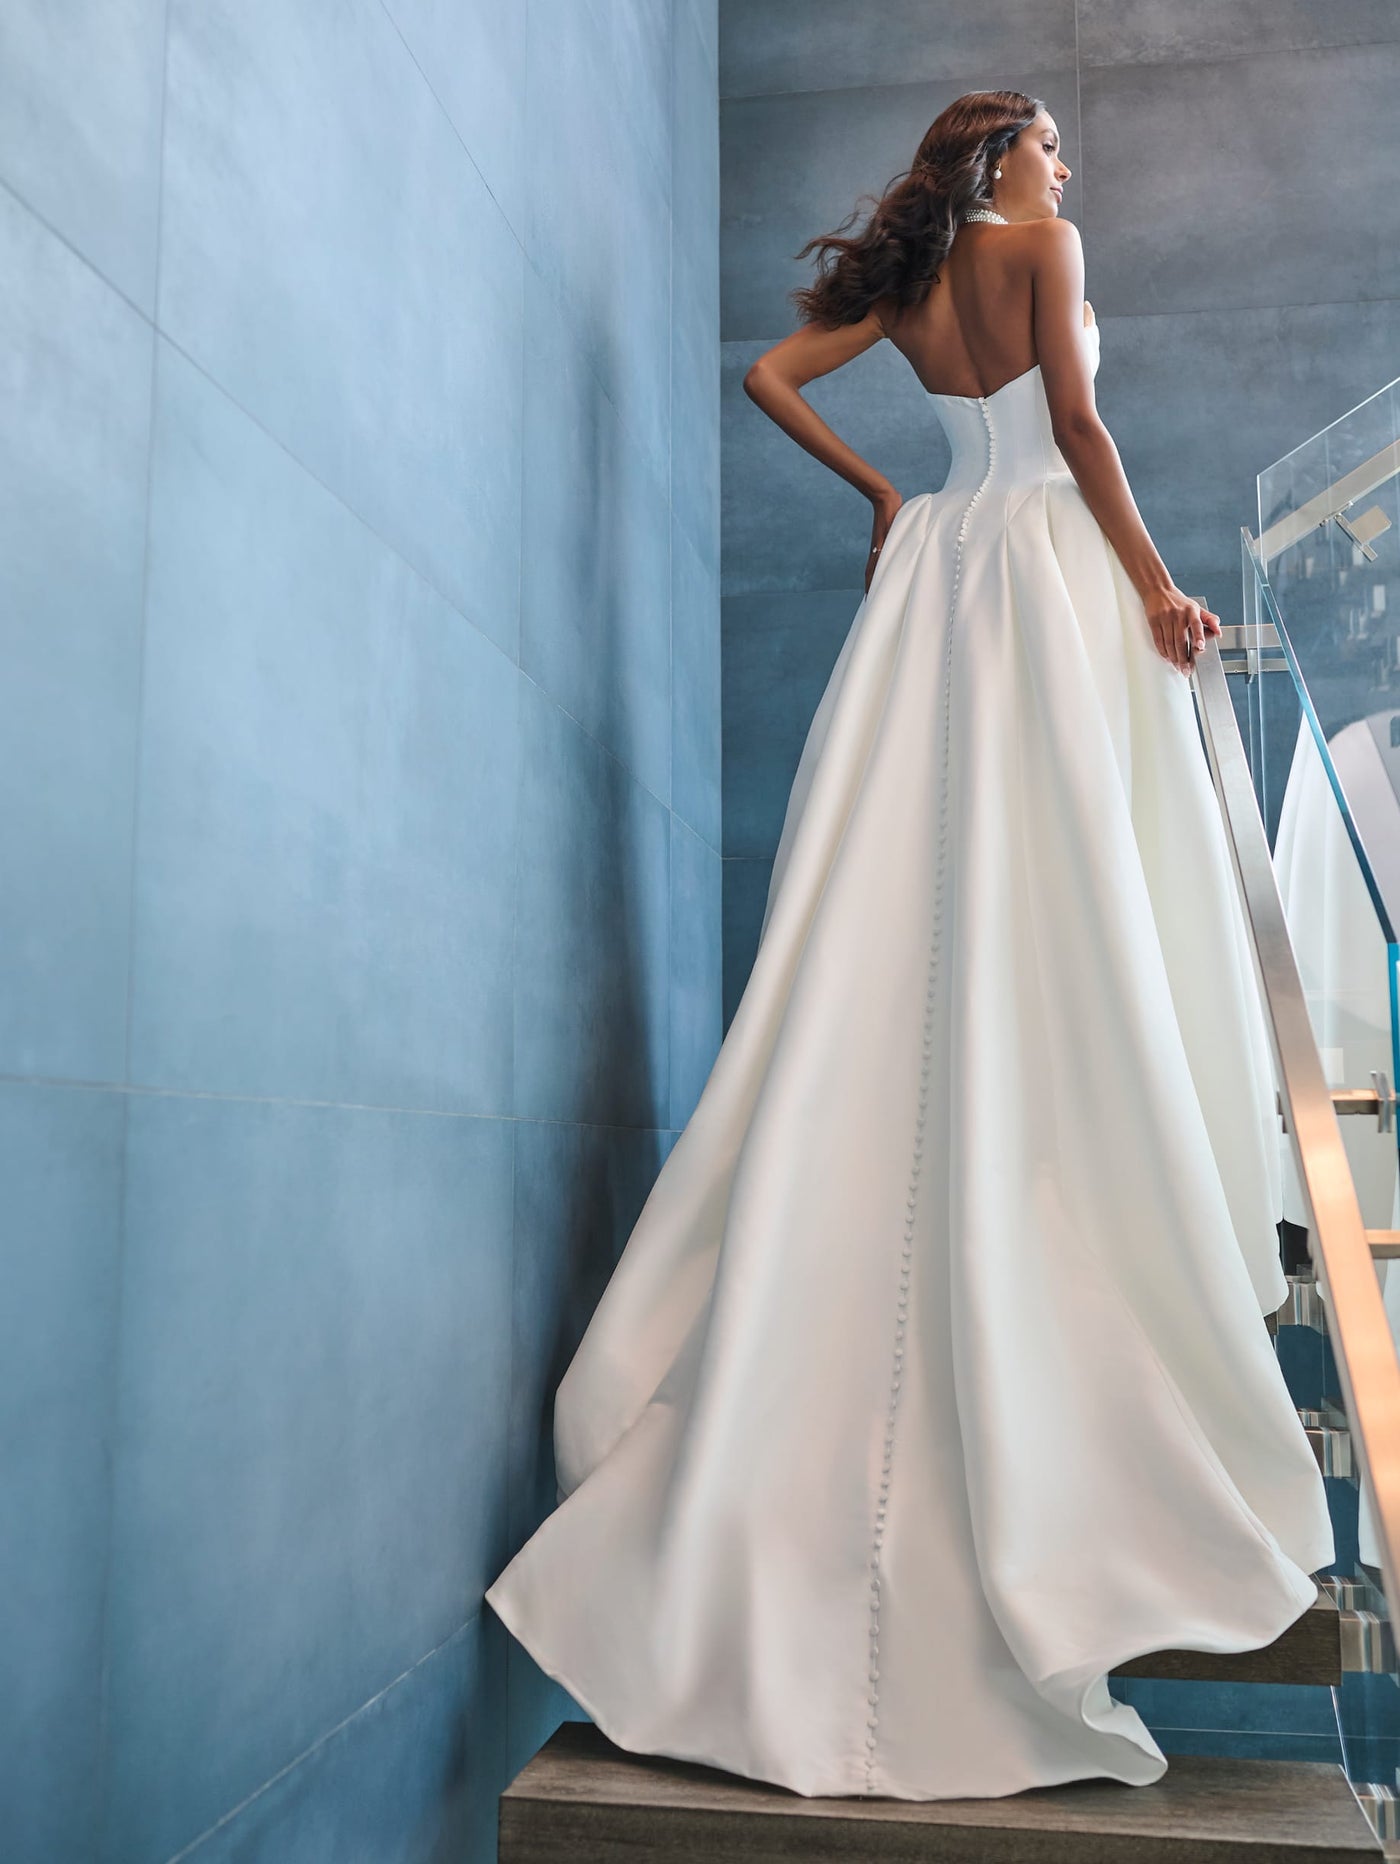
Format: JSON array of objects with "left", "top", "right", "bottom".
[{"left": 962, "top": 205, "right": 1008, "bottom": 224}]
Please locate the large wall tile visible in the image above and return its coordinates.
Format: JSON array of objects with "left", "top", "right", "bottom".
[
  {"left": 382, "top": 0, "right": 528, "bottom": 238},
  {"left": 181, "top": 1613, "right": 508, "bottom": 1864},
  {"left": 0, "top": 1083, "right": 123, "bottom": 1864},
  {"left": 526, "top": 0, "right": 672, "bottom": 487},
  {"left": 158, "top": 0, "right": 524, "bottom": 654},
  {"left": 1079, "top": 0, "right": 1400, "bottom": 68},
  {"left": 504, "top": 1118, "right": 670, "bottom": 1778},
  {"left": 1095, "top": 301, "right": 1400, "bottom": 610},
  {"left": 669, "top": 816, "right": 723, "bottom": 1129},
  {"left": 690, "top": 0, "right": 719, "bottom": 74},
  {"left": 105, "top": 1097, "right": 513, "bottom": 1862},
  {"left": 722, "top": 590, "right": 856, "bottom": 859},
  {"left": 673, "top": 231, "right": 723, "bottom": 577},
  {"left": 514, "top": 682, "right": 671, "bottom": 1129},
  {"left": 720, "top": 0, "right": 1075, "bottom": 99},
  {"left": 722, "top": 854, "right": 775, "bottom": 1030},
  {"left": 520, "top": 272, "right": 672, "bottom": 804},
  {"left": 505, "top": 1635, "right": 588, "bottom": 1796},
  {"left": 506, "top": 1121, "right": 668, "bottom": 1546},
  {"left": 672, "top": 516, "right": 722, "bottom": 852},
  {"left": 722, "top": 74, "right": 1082, "bottom": 340},
  {"left": 0, "top": 192, "right": 150, "bottom": 1083},
  {"left": 1113, "top": 1675, "right": 1340, "bottom": 1737},
  {"left": 0, "top": 2, "right": 718, "bottom": 1855},
  {"left": 673, "top": 0, "right": 722, "bottom": 572},
  {"left": 131, "top": 344, "right": 519, "bottom": 1113},
  {"left": 675, "top": 0, "right": 720, "bottom": 291},
  {"left": 1082, "top": 44, "right": 1400, "bottom": 316},
  {"left": 0, "top": 0, "right": 166, "bottom": 310}
]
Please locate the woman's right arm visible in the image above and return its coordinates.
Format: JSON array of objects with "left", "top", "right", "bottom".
[
  {"left": 742, "top": 311, "right": 904, "bottom": 594},
  {"left": 1031, "top": 219, "right": 1216, "bottom": 673}
]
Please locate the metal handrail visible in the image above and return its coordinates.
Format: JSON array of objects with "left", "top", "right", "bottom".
[
  {"left": 1256, "top": 435, "right": 1400, "bottom": 566},
  {"left": 1191, "top": 633, "right": 1400, "bottom": 1616}
]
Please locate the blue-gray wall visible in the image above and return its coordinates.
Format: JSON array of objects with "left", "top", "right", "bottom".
[
  {"left": 720, "top": 0, "right": 1400, "bottom": 1021},
  {"left": 1, "top": 2, "right": 719, "bottom": 1859}
]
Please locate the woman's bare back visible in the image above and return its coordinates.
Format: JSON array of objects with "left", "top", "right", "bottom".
[{"left": 876, "top": 222, "right": 1095, "bottom": 400}]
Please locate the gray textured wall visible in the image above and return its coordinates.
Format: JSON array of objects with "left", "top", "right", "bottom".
[
  {"left": 720, "top": 0, "right": 1400, "bottom": 1023},
  {"left": 0, "top": 3, "right": 719, "bottom": 1859}
]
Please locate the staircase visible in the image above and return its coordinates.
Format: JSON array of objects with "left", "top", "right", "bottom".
[
  {"left": 495, "top": 1275, "right": 1398, "bottom": 1860},
  {"left": 499, "top": 1721, "right": 1376, "bottom": 1862}
]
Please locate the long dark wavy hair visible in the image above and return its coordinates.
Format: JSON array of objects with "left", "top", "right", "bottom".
[{"left": 789, "top": 89, "right": 1044, "bottom": 329}]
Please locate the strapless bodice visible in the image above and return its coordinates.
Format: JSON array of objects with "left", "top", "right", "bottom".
[{"left": 927, "top": 319, "right": 1101, "bottom": 492}]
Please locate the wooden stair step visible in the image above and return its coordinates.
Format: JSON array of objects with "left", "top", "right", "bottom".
[
  {"left": 500, "top": 1721, "right": 1379, "bottom": 1861},
  {"left": 1113, "top": 1595, "right": 1343, "bottom": 1685}
]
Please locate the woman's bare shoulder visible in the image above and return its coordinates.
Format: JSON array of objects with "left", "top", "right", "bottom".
[{"left": 1017, "top": 215, "right": 1082, "bottom": 255}]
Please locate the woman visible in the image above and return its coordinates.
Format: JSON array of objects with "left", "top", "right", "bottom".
[{"left": 486, "top": 89, "right": 1334, "bottom": 1801}]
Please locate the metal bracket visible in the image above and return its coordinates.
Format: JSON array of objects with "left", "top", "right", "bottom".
[
  {"left": 1300, "top": 1401, "right": 1354, "bottom": 1478},
  {"left": 1268, "top": 1274, "right": 1325, "bottom": 1332},
  {"left": 1210, "top": 620, "right": 1289, "bottom": 678},
  {"left": 1375, "top": 1069, "right": 1397, "bottom": 1135},
  {"left": 1283, "top": 1078, "right": 1400, "bottom": 1135},
  {"left": 1332, "top": 504, "right": 1393, "bottom": 561}
]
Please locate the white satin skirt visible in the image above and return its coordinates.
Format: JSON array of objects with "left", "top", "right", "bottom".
[{"left": 486, "top": 469, "right": 1335, "bottom": 1799}]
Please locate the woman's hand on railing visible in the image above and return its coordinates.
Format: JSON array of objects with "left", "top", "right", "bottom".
[{"left": 1141, "top": 583, "right": 1223, "bottom": 674}]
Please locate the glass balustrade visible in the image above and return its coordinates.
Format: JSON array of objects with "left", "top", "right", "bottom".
[{"left": 1227, "top": 375, "right": 1400, "bottom": 1835}]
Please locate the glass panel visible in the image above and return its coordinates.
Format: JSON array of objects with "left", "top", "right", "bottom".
[
  {"left": 1256, "top": 372, "right": 1400, "bottom": 955},
  {"left": 1251, "top": 384, "right": 1400, "bottom": 1826},
  {"left": 1274, "top": 712, "right": 1400, "bottom": 1229},
  {"left": 1239, "top": 528, "right": 1301, "bottom": 843}
]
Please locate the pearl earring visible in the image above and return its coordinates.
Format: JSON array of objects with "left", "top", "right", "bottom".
[{"left": 993, "top": 166, "right": 1002, "bottom": 178}]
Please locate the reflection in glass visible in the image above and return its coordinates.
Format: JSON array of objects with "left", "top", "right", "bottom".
[{"left": 1251, "top": 380, "right": 1400, "bottom": 1815}]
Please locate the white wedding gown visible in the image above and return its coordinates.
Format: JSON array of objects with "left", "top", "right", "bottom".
[{"left": 485, "top": 316, "right": 1336, "bottom": 1800}]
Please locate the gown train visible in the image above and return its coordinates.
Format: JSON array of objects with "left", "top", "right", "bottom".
[{"left": 485, "top": 317, "right": 1336, "bottom": 1800}]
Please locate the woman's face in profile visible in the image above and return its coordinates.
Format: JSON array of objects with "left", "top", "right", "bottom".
[{"left": 1002, "top": 111, "right": 1072, "bottom": 220}]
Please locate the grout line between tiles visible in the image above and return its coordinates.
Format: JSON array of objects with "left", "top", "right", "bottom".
[
  {"left": 0, "top": 1075, "right": 684, "bottom": 1136},
  {"left": 721, "top": 290, "right": 1400, "bottom": 350},
  {"left": 717, "top": 32, "right": 1400, "bottom": 103},
  {"left": 95, "top": 0, "right": 173, "bottom": 1847},
  {"left": 165, "top": 1612, "right": 485, "bottom": 1863}
]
